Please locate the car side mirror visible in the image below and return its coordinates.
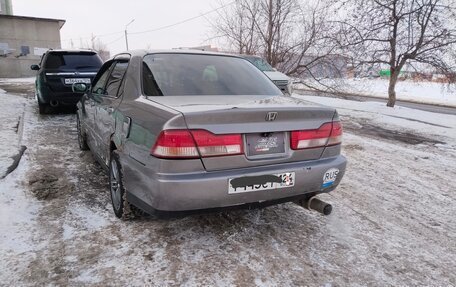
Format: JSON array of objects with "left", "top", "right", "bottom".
[
  {"left": 30, "top": 64, "right": 40, "bottom": 71},
  {"left": 72, "top": 83, "right": 90, "bottom": 93}
]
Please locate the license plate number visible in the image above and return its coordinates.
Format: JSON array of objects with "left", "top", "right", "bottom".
[
  {"left": 246, "top": 132, "right": 285, "bottom": 156},
  {"left": 228, "top": 172, "right": 295, "bottom": 194},
  {"left": 65, "top": 78, "right": 91, "bottom": 85}
]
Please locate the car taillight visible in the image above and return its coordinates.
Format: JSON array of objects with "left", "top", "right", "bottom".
[
  {"left": 290, "top": 121, "right": 343, "bottom": 150},
  {"left": 191, "top": 130, "right": 243, "bottom": 157},
  {"left": 152, "top": 130, "right": 199, "bottom": 158},
  {"left": 151, "top": 129, "right": 243, "bottom": 159},
  {"left": 327, "top": 121, "right": 343, "bottom": 146}
]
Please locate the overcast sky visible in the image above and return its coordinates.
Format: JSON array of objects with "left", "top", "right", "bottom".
[{"left": 12, "top": 0, "right": 227, "bottom": 54}]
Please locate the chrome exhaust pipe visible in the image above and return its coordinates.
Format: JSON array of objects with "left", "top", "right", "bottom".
[
  {"left": 49, "top": 100, "right": 59, "bottom": 107},
  {"left": 296, "top": 196, "right": 333, "bottom": 215}
]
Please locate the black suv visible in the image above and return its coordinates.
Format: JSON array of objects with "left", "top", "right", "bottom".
[{"left": 31, "top": 50, "right": 103, "bottom": 114}]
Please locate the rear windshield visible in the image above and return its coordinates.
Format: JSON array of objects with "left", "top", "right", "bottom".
[
  {"left": 44, "top": 52, "right": 103, "bottom": 70},
  {"left": 244, "top": 56, "right": 275, "bottom": 72},
  {"left": 142, "top": 53, "right": 281, "bottom": 96}
]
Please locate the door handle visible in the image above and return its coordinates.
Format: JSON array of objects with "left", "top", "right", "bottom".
[{"left": 107, "top": 107, "right": 114, "bottom": 113}]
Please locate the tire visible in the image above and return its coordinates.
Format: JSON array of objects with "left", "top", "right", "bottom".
[
  {"left": 76, "top": 114, "right": 89, "bottom": 151},
  {"left": 109, "top": 152, "right": 141, "bottom": 220},
  {"left": 38, "top": 102, "right": 48, "bottom": 114}
]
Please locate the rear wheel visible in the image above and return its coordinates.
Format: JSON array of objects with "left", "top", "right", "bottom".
[
  {"left": 109, "top": 152, "right": 141, "bottom": 220},
  {"left": 76, "top": 114, "right": 89, "bottom": 151},
  {"left": 38, "top": 102, "right": 48, "bottom": 114}
]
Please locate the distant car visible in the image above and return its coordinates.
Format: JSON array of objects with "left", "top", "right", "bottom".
[
  {"left": 241, "top": 55, "right": 293, "bottom": 95},
  {"left": 75, "top": 50, "right": 346, "bottom": 219},
  {"left": 31, "top": 49, "right": 103, "bottom": 114}
]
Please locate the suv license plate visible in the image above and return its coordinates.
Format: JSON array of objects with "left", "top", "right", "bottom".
[
  {"left": 65, "top": 78, "right": 91, "bottom": 85},
  {"left": 228, "top": 172, "right": 295, "bottom": 194}
]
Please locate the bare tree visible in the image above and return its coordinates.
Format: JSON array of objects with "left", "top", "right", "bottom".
[
  {"left": 210, "top": 0, "right": 343, "bottom": 84},
  {"left": 78, "top": 35, "right": 111, "bottom": 61},
  {"left": 339, "top": 0, "right": 456, "bottom": 107},
  {"left": 278, "top": 1, "right": 344, "bottom": 79},
  {"left": 211, "top": 0, "right": 260, "bottom": 54},
  {"left": 248, "top": 0, "right": 300, "bottom": 67},
  {"left": 92, "top": 36, "right": 106, "bottom": 52}
]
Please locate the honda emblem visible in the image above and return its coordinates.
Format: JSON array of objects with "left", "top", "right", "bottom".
[{"left": 266, "top": 112, "right": 278, "bottom": 121}]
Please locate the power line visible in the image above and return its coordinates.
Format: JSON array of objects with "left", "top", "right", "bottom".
[
  {"left": 61, "top": 1, "right": 235, "bottom": 45},
  {"left": 106, "top": 35, "right": 126, "bottom": 45},
  {"left": 61, "top": 31, "right": 124, "bottom": 42},
  {"left": 129, "top": 1, "right": 235, "bottom": 35}
]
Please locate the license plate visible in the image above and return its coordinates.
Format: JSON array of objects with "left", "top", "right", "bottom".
[
  {"left": 64, "top": 78, "right": 91, "bottom": 85},
  {"left": 246, "top": 132, "right": 285, "bottom": 156},
  {"left": 228, "top": 172, "right": 295, "bottom": 194}
]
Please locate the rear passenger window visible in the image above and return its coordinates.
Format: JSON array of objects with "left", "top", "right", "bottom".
[
  {"left": 105, "top": 61, "right": 129, "bottom": 97},
  {"left": 143, "top": 62, "right": 163, "bottom": 96},
  {"left": 142, "top": 53, "right": 280, "bottom": 96},
  {"left": 44, "top": 53, "right": 102, "bottom": 70},
  {"left": 92, "top": 63, "right": 114, "bottom": 95}
]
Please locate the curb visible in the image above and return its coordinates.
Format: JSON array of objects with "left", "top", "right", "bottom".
[{"left": 0, "top": 105, "right": 27, "bottom": 179}]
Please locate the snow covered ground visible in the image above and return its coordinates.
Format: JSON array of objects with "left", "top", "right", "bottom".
[
  {"left": 0, "top": 80, "right": 455, "bottom": 285},
  {"left": 0, "top": 87, "right": 27, "bottom": 178},
  {"left": 295, "top": 78, "right": 456, "bottom": 107},
  {"left": 0, "top": 77, "right": 35, "bottom": 84}
]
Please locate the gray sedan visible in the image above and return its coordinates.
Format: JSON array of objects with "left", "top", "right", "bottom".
[{"left": 74, "top": 50, "right": 347, "bottom": 219}]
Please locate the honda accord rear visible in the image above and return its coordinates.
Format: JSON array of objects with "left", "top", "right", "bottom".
[{"left": 76, "top": 50, "right": 347, "bottom": 219}]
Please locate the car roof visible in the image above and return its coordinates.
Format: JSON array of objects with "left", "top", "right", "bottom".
[
  {"left": 115, "top": 49, "right": 243, "bottom": 59},
  {"left": 47, "top": 49, "right": 98, "bottom": 54},
  {"left": 238, "top": 54, "right": 262, "bottom": 59}
]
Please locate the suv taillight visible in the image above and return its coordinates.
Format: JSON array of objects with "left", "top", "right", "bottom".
[
  {"left": 290, "top": 121, "right": 342, "bottom": 150},
  {"left": 151, "top": 130, "right": 243, "bottom": 159}
]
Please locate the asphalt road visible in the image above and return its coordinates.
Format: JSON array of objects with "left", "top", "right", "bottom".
[{"left": 295, "top": 89, "right": 456, "bottom": 115}]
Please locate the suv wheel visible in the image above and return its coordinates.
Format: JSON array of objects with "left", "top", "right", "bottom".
[
  {"left": 38, "top": 102, "right": 48, "bottom": 114},
  {"left": 76, "top": 114, "right": 89, "bottom": 151},
  {"left": 109, "top": 152, "right": 141, "bottom": 220}
]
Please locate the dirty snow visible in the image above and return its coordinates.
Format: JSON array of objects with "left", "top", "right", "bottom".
[
  {"left": 0, "top": 88, "right": 26, "bottom": 177},
  {"left": 0, "top": 157, "right": 40, "bottom": 254},
  {"left": 295, "top": 78, "right": 456, "bottom": 107},
  {"left": 0, "top": 79, "right": 455, "bottom": 285},
  {"left": 0, "top": 77, "right": 35, "bottom": 84}
]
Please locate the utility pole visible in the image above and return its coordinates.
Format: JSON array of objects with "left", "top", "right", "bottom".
[
  {"left": 124, "top": 19, "right": 135, "bottom": 51},
  {"left": 0, "top": 0, "right": 13, "bottom": 15}
]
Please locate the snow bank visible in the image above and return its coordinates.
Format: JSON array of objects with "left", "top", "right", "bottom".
[
  {"left": 295, "top": 78, "right": 456, "bottom": 107},
  {"left": 0, "top": 77, "right": 35, "bottom": 84},
  {"left": 0, "top": 89, "right": 27, "bottom": 177}
]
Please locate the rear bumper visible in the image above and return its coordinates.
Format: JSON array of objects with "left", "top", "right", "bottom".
[
  {"left": 37, "top": 84, "right": 83, "bottom": 105},
  {"left": 121, "top": 154, "right": 347, "bottom": 213}
]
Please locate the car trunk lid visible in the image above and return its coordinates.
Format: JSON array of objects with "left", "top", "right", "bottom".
[{"left": 148, "top": 95, "right": 337, "bottom": 171}]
